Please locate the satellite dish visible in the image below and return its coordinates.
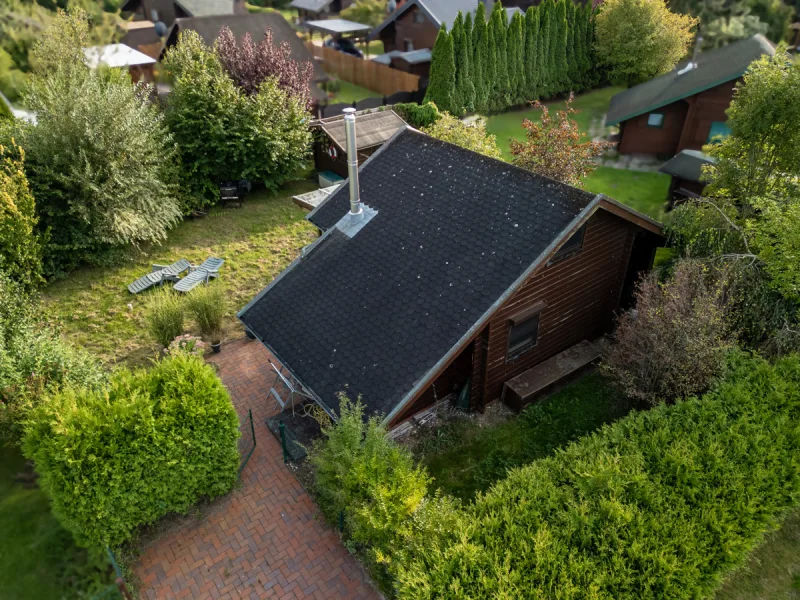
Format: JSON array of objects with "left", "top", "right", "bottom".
[{"left": 154, "top": 21, "right": 167, "bottom": 36}]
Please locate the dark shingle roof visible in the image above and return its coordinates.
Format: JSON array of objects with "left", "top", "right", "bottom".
[
  {"left": 606, "top": 34, "right": 775, "bottom": 126},
  {"left": 313, "top": 110, "right": 407, "bottom": 151},
  {"left": 239, "top": 128, "right": 600, "bottom": 420},
  {"left": 369, "top": 0, "right": 512, "bottom": 41},
  {"left": 175, "top": 0, "right": 234, "bottom": 16},
  {"left": 163, "top": 13, "right": 327, "bottom": 83},
  {"left": 659, "top": 149, "right": 715, "bottom": 182}
]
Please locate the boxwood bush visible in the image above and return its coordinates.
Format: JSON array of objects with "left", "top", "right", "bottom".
[
  {"left": 22, "top": 353, "right": 240, "bottom": 548},
  {"left": 396, "top": 352, "right": 800, "bottom": 598}
]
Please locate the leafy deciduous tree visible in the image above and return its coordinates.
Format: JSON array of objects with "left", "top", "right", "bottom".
[
  {"left": 421, "top": 111, "right": 503, "bottom": 159},
  {"left": 340, "top": 0, "right": 388, "bottom": 27}
]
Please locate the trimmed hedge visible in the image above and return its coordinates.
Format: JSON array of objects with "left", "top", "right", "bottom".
[
  {"left": 396, "top": 353, "right": 800, "bottom": 598},
  {"left": 23, "top": 353, "right": 240, "bottom": 548}
]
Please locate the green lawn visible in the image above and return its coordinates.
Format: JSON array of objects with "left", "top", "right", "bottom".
[
  {"left": 43, "top": 181, "right": 318, "bottom": 366},
  {"left": 583, "top": 167, "right": 670, "bottom": 220},
  {"left": 485, "top": 86, "right": 624, "bottom": 160},
  {"left": 0, "top": 446, "right": 112, "bottom": 599},
  {"left": 715, "top": 509, "right": 800, "bottom": 600},
  {"left": 327, "top": 79, "right": 382, "bottom": 104},
  {"left": 417, "top": 373, "right": 637, "bottom": 501}
]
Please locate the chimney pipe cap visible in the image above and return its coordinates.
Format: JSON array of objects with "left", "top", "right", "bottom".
[{"left": 343, "top": 107, "right": 357, "bottom": 115}]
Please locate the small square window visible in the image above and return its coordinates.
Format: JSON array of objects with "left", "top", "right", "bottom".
[
  {"left": 413, "top": 11, "right": 425, "bottom": 23},
  {"left": 508, "top": 313, "right": 540, "bottom": 359},
  {"left": 647, "top": 113, "right": 664, "bottom": 128},
  {"left": 549, "top": 224, "right": 586, "bottom": 264}
]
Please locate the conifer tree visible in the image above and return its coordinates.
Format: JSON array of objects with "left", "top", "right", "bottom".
[
  {"left": 506, "top": 13, "right": 519, "bottom": 105},
  {"left": 513, "top": 13, "right": 528, "bottom": 105},
  {"left": 486, "top": 21, "right": 498, "bottom": 111},
  {"left": 587, "top": 5, "right": 600, "bottom": 88},
  {"left": 566, "top": 1, "right": 578, "bottom": 91},
  {"left": 462, "top": 11, "right": 476, "bottom": 112},
  {"left": 452, "top": 13, "right": 475, "bottom": 113},
  {"left": 576, "top": 4, "right": 591, "bottom": 90},
  {"left": 554, "top": 0, "right": 568, "bottom": 93},
  {"left": 472, "top": 2, "right": 489, "bottom": 113},
  {"left": 425, "top": 26, "right": 457, "bottom": 115},
  {"left": 524, "top": 6, "right": 540, "bottom": 101},
  {"left": 490, "top": 2, "right": 509, "bottom": 111},
  {"left": 539, "top": 0, "right": 553, "bottom": 97}
]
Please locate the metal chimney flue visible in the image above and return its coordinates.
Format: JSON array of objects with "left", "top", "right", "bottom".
[{"left": 343, "top": 108, "right": 363, "bottom": 223}]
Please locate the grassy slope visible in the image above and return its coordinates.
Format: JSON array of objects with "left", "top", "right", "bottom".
[
  {"left": 419, "top": 373, "right": 636, "bottom": 501},
  {"left": 715, "top": 509, "right": 800, "bottom": 600},
  {"left": 328, "top": 80, "right": 382, "bottom": 104},
  {"left": 43, "top": 182, "right": 318, "bottom": 366},
  {"left": 0, "top": 446, "right": 110, "bottom": 599}
]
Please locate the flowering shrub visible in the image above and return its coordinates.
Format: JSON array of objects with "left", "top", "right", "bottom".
[{"left": 167, "top": 334, "right": 206, "bottom": 357}]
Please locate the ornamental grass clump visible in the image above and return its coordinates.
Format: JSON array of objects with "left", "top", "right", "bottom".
[
  {"left": 22, "top": 353, "right": 241, "bottom": 548},
  {"left": 144, "top": 287, "right": 186, "bottom": 348},
  {"left": 186, "top": 284, "right": 226, "bottom": 342}
]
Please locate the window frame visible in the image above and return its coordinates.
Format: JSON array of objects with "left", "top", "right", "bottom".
[
  {"left": 646, "top": 112, "right": 665, "bottom": 128},
  {"left": 506, "top": 301, "right": 546, "bottom": 361},
  {"left": 413, "top": 11, "right": 425, "bottom": 23},
  {"left": 548, "top": 224, "right": 586, "bottom": 265}
]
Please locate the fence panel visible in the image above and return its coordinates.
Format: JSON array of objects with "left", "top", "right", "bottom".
[{"left": 306, "top": 43, "right": 420, "bottom": 96}]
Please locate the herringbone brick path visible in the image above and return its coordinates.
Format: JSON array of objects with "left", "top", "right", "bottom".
[{"left": 133, "top": 338, "right": 380, "bottom": 600}]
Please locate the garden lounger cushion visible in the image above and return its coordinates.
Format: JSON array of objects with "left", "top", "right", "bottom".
[{"left": 127, "top": 259, "right": 191, "bottom": 294}]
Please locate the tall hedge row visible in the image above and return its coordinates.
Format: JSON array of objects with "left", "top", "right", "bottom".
[
  {"left": 22, "top": 353, "right": 241, "bottom": 548},
  {"left": 427, "top": 0, "right": 596, "bottom": 115},
  {"left": 395, "top": 352, "right": 800, "bottom": 598}
]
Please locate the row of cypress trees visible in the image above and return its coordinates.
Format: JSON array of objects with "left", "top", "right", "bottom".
[{"left": 426, "top": 0, "right": 598, "bottom": 116}]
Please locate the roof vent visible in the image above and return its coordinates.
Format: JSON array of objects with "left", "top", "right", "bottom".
[{"left": 336, "top": 107, "right": 377, "bottom": 238}]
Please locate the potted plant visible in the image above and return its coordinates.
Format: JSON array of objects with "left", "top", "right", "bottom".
[{"left": 186, "top": 284, "right": 226, "bottom": 354}]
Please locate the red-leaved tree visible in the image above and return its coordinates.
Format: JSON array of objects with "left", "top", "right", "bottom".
[
  {"left": 215, "top": 26, "right": 314, "bottom": 110},
  {"left": 510, "top": 95, "right": 613, "bottom": 187}
]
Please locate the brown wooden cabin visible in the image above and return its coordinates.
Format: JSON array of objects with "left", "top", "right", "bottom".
[
  {"left": 606, "top": 34, "right": 774, "bottom": 159},
  {"left": 240, "top": 124, "right": 664, "bottom": 431},
  {"left": 311, "top": 109, "right": 407, "bottom": 179},
  {"left": 658, "top": 149, "right": 715, "bottom": 209}
]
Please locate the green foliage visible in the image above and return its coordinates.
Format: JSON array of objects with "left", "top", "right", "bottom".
[
  {"left": 392, "top": 101, "right": 442, "bottom": 129},
  {"left": 144, "top": 287, "right": 186, "bottom": 348},
  {"left": 670, "top": 0, "right": 790, "bottom": 48},
  {"left": 451, "top": 13, "right": 475, "bottom": 113},
  {"left": 603, "top": 260, "right": 733, "bottom": 405},
  {"left": 186, "top": 283, "right": 226, "bottom": 341},
  {"left": 22, "top": 353, "right": 240, "bottom": 548},
  {"left": 462, "top": 11, "right": 476, "bottom": 111},
  {"left": 553, "top": 0, "right": 569, "bottom": 90},
  {"left": 489, "top": 2, "right": 510, "bottom": 112},
  {"left": 19, "top": 10, "right": 181, "bottom": 277},
  {"left": 424, "top": 26, "right": 457, "bottom": 115},
  {"left": 566, "top": 1, "right": 579, "bottom": 90},
  {"left": 396, "top": 352, "right": 800, "bottom": 598},
  {"left": 524, "top": 7, "right": 540, "bottom": 101},
  {"left": 164, "top": 30, "right": 311, "bottom": 213},
  {"left": 594, "top": 0, "right": 697, "bottom": 85},
  {"left": 507, "top": 12, "right": 525, "bottom": 105},
  {"left": 0, "top": 138, "right": 43, "bottom": 288},
  {"left": 0, "top": 47, "right": 28, "bottom": 103},
  {"left": 308, "top": 396, "right": 430, "bottom": 584},
  {"left": 421, "top": 112, "right": 503, "bottom": 159},
  {"left": 339, "top": 0, "right": 387, "bottom": 27},
  {"left": 472, "top": 2, "right": 489, "bottom": 113},
  {"left": 0, "top": 274, "right": 105, "bottom": 444}
]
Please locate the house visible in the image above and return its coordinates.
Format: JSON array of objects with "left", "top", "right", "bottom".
[
  {"left": 289, "top": 0, "right": 355, "bottom": 22},
  {"left": 121, "top": 0, "right": 246, "bottom": 28},
  {"left": 239, "top": 114, "right": 664, "bottom": 429},
  {"left": 659, "top": 149, "right": 715, "bottom": 208},
  {"left": 83, "top": 44, "right": 157, "bottom": 83},
  {"left": 160, "top": 13, "right": 328, "bottom": 105},
  {"left": 367, "top": 0, "right": 525, "bottom": 80},
  {"left": 311, "top": 109, "right": 406, "bottom": 180},
  {"left": 606, "top": 34, "right": 774, "bottom": 158}
]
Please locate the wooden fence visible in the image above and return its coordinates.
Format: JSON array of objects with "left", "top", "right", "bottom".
[{"left": 306, "top": 43, "right": 420, "bottom": 96}]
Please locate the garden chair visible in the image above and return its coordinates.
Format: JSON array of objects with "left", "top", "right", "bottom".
[
  {"left": 219, "top": 180, "right": 251, "bottom": 208},
  {"left": 173, "top": 257, "right": 225, "bottom": 293},
  {"left": 127, "top": 259, "right": 191, "bottom": 294}
]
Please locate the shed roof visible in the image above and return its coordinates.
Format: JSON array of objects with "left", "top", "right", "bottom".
[
  {"left": 372, "top": 48, "right": 431, "bottom": 65},
  {"left": 239, "top": 128, "right": 663, "bottom": 422},
  {"left": 288, "top": 0, "right": 332, "bottom": 12},
  {"left": 303, "top": 18, "right": 373, "bottom": 35},
  {"left": 313, "top": 109, "right": 407, "bottom": 151},
  {"left": 84, "top": 43, "right": 157, "bottom": 68},
  {"left": 658, "top": 149, "right": 715, "bottom": 183},
  {"left": 606, "top": 34, "right": 775, "bottom": 126},
  {"left": 162, "top": 13, "right": 327, "bottom": 84},
  {"left": 175, "top": 0, "right": 234, "bottom": 16}
]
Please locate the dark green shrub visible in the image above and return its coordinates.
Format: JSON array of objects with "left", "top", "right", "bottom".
[
  {"left": 186, "top": 284, "right": 226, "bottom": 342},
  {"left": 144, "top": 287, "right": 186, "bottom": 347},
  {"left": 23, "top": 353, "right": 240, "bottom": 547},
  {"left": 393, "top": 102, "right": 442, "bottom": 129},
  {"left": 397, "top": 352, "right": 800, "bottom": 598}
]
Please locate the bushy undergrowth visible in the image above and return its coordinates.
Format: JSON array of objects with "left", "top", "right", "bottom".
[
  {"left": 144, "top": 287, "right": 186, "bottom": 347},
  {"left": 395, "top": 352, "right": 800, "bottom": 598},
  {"left": 393, "top": 102, "right": 442, "bottom": 130},
  {"left": 186, "top": 284, "right": 226, "bottom": 341},
  {"left": 22, "top": 353, "right": 240, "bottom": 548}
]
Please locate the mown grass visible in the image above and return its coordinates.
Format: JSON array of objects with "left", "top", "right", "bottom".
[
  {"left": 327, "top": 79, "right": 382, "bottom": 104},
  {"left": 0, "top": 446, "right": 112, "bottom": 599},
  {"left": 418, "top": 373, "right": 637, "bottom": 501},
  {"left": 43, "top": 181, "right": 319, "bottom": 366},
  {"left": 485, "top": 86, "right": 625, "bottom": 160},
  {"left": 715, "top": 508, "right": 800, "bottom": 600},
  {"left": 583, "top": 167, "right": 670, "bottom": 221}
]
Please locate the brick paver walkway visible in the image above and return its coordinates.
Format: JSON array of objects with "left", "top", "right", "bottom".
[{"left": 133, "top": 338, "right": 380, "bottom": 600}]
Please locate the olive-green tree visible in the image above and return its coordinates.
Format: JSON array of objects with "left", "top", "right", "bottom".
[{"left": 524, "top": 7, "right": 540, "bottom": 101}]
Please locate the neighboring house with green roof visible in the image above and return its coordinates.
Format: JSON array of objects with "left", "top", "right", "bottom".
[{"left": 606, "top": 34, "right": 774, "bottom": 158}]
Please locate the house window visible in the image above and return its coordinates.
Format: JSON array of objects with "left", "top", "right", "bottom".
[
  {"left": 413, "top": 11, "right": 425, "bottom": 23},
  {"left": 404, "top": 39, "right": 414, "bottom": 51},
  {"left": 549, "top": 224, "right": 586, "bottom": 264},
  {"left": 707, "top": 121, "right": 731, "bottom": 144},
  {"left": 647, "top": 113, "right": 665, "bottom": 128},
  {"left": 507, "top": 303, "right": 545, "bottom": 360}
]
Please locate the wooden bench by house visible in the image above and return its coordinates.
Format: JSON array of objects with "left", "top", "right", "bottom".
[{"left": 501, "top": 339, "right": 607, "bottom": 412}]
